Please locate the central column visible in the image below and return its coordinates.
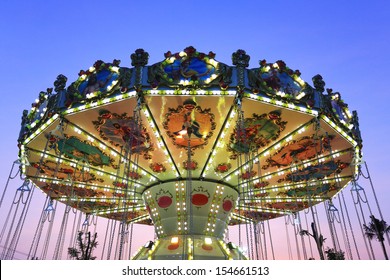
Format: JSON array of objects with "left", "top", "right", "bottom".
[{"left": 133, "top": 181, "right": 245, "bottom": 260}]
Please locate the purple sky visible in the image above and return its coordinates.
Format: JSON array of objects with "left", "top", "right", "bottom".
[{"left": 0, "top": 0, "right": 389, "bottom": 259}]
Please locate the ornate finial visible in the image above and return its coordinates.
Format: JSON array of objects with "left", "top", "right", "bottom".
[
  {"left": 352, "top": 110, "right": 362, "bottom": 144},
  {"left": 93, "top": 60, "right": 104, "bottom": 69},
  {"left": 312, "top": 74, "right": 325, "bottom": 93},
  {"left": 232, "top": 49, "right": 250, "bottom": 67},
  {"left": 233, "top": 50, "right": 249, "bottom": 87},
  {"left": 112, "top": 59, "right": 121, "bottom": 66},
  {"left": 21, "top": 109, "right": 28, "bottom": 125},
  {"left": 53, "top": 74, "right": 67, "bottom": 93},
  {"left": 131, "top": 49, "right": 149, "bottom": 67},
  {"left": 275, "top": 60, "right": 287, "bottom": 71},
  {"left": 183, "top": 46, "right": 197, "bottom": 57}
]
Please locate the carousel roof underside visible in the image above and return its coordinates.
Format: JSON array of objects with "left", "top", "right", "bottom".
[{"left": 18, "top": 47, "right": 362, "bottom": 226}]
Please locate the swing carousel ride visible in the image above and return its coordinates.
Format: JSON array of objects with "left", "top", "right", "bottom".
[{"left": 3, "top": 47, "right": 371, "bottom": 260}]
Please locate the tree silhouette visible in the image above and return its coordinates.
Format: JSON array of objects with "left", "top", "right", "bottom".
[
  {"left": 324, "top": 247, "right": 345, "bottom": 260},
  {"left": 363, "top": 215, "right": 390, "bottom": 260},
  {"left": 68, "top": 231, "right": 98, "bottom": 260},
  {"left": 300, "top": 222, "right": 326, "bottom": 260}
]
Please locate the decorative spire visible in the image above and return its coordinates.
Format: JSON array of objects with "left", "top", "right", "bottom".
[
  {"left": 232, "top": 49, "right": 250, "bottom": 68},
  {"left": 131, "top": 49, "right": 149, "bottom": 67},
  {"left": 312, "top": 74, "right": 325, "bottom": 93},
  {"left": 131, "top": 49, "right": 149, "bottom": 95},
  {"left": 53, "top": 74, "right": 67, "bottom": 93},
  {"left": 232, "top": 49, "right": 250, "bottom": 87}
]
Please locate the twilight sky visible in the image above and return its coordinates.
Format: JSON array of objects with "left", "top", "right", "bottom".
[{"left": 0, "top": 0, "right": 389, "bottom": 259}]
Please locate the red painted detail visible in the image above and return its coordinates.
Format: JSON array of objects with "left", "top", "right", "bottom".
[
  {"left": 61, "top": 168, "right": 74, "bottom": 174},
  {"left": 202, "top": 244, "right": 213, "bottom": 251},
  {"left": 192, "top": 193, "right": 209, "bottom": 206},
  {"left": 223, "top": 200, "right": 233, "bottom": 212},
  {"left": 216, "top": 164, "right": 230, "bottom": 173},
  {"left": 254, "top": 182, "right": 268, "bottom": 189},
  {"left": 100, "top": 113, "right": 112, "bottom": 119},
  {"left": 168, "top": 243, "right": 179, "bottom": 250},
  {"left": 128, "top": 171, "right": 142, "bottom": 179},
  {"left": 157, "top": 196, "right": 172, "bottom": 208}
]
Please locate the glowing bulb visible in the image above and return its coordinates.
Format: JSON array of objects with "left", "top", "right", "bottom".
[{"left": 171, "top": 237, "right": 179, "bottom": 244}]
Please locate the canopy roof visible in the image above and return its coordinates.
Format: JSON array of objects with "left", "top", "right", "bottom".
[{"left": 18, "top": 47, "right": 362, "bottom": 225}]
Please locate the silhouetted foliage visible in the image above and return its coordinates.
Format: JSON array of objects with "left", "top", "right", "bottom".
[
  {"left": 300, "top": 222, "right": 326, "bottom": 260},
  {"left": 325, "top": 247, "right": 345, "bottom": 260},
  {"left": 68, "top": 231, "right": 98, "bottom": 260},
  {"left": 363, "top": 215, "right": 390, "bottom": 260}
]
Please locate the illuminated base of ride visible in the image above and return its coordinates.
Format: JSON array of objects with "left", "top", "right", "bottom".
[
  {"left": 132, "top": 236, "right": 246, "bottom": 260},
  {"left": 133, "top": 181, "right": 243, "bottom": 259}
]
